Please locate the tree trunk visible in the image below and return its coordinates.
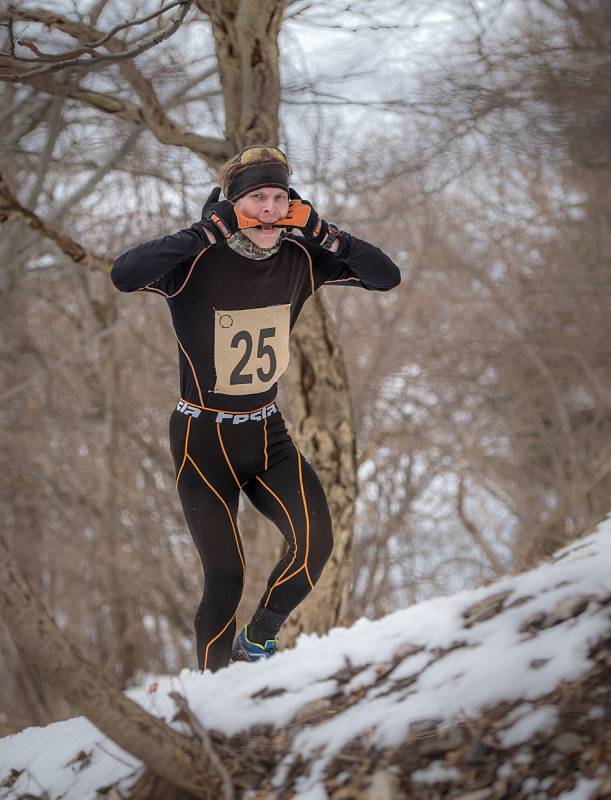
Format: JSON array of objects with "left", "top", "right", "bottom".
[
  {"left": 99, "top": 288, "right": 139, "bottom": 685},
  {"left": 208, "top": 0, "right": 286, "bottom": 148},
  {"left": 208, "top": 1, "right": 358, "bottom": 640},
  {"left": 0, "top": 536, "right": 228, "bottom": 799},
  {"left": 280, "top": 294, "right": 357, "bottom": 645}
]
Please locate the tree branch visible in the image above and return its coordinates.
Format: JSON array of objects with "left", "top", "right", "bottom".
[
  {"left": 0, "top": 171, "right": 110, "bottom": 273},
  {"left": 457, "top": 476, "right": 504, "bottom": 575},
  {"left": 0, "top": 534, "right": 231, "bottom": 799},
  {"left": 0, "top": 2, "right": 193, "bottom": 78},
  {"left": 170, "top": 692, "right": 235, "bottom": 800},
  {"left": 0, "top": 4, "right": 231, "bottom": 166}
]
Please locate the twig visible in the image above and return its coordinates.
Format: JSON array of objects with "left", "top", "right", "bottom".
[
  {"left": 0, "top": 171, "right": 110, "bottom": 272},
  {"left": 457, "top": 476, "right": 504, "bottom": 575},
  {"left": 81, "top": 0, "right": 190, "bottom": 49},
  {"left": 7, "top": 9, "right": 15, "bottom": 58},
  {"left": 0, "top": 315, "right": 125, "bottom": 406},
  {"left": 0, "top": 1, "right": 192, "bottom": 80},
  {"left": 169, "top": 691, "right": 235, "bottom": 800}
]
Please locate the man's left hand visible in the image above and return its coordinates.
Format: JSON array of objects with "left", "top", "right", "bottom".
[{"left": 274, "top": 189, "right": 330, "bottom": 245}]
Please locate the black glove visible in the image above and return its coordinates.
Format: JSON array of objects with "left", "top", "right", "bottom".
[
  {"left": 283, "top": 188, "right": 330, "bottom": 245},
  {"left": 200, "top": 187, "right": 238, "bottom": 243}
]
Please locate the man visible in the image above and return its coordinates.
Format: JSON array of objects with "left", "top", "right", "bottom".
[{"left": 111, "top": 145, "right": 400, "bottom": 671}]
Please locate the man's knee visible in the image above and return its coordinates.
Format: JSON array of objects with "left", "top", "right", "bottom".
[
  {"left": 310, "top": 525, "right": 334, "bottom": 577},
  {"left": 204, "top": 568, "right": 244, "bottom": 606}
]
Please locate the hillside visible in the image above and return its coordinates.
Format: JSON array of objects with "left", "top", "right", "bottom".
[{"left": 1, "top": 519, "right": 610, "bottom": 800}]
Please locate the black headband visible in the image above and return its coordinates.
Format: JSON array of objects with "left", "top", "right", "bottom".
[{"left": 227, "top": 162, "right": 290, "bottom": 202}]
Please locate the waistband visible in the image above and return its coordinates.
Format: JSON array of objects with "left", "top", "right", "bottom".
[{"left": 176, "top": 399, "right": 278, "bottom": 424}]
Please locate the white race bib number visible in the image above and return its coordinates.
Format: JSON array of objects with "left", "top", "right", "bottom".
[{"left": 213, "top": 304, "right": 291, "bottom": 395}]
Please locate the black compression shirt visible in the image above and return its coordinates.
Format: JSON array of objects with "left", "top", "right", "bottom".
[{"left": 111, "top": 224, "right": 400, "bottom": 412}]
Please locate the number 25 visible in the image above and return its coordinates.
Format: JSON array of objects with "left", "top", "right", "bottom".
[{"left": 230, "top": 327, "right": 277, "bottom": 385}]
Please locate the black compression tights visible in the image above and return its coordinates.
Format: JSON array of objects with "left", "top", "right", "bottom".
[{"left": 169, "top": 404, "right": 334, "bottom": 671}]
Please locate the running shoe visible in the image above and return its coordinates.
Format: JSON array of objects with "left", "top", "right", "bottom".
[{"left": 231, "top": 625, "right": 278, "bottom": 662}]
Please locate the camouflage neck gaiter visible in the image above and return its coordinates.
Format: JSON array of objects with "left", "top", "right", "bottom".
[{"left": 227, "top": 230, "right": 283, "bottom": 261}]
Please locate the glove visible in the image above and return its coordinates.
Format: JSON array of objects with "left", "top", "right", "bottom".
[
  {"left": 200, "top": 187, "right": 267, "bottom": 241},
  {"left": 200, "top": 187, "right": 238, "bottom": 242},
  {"left": 235, "top": 207, "right": 264, "bottom": 230},
  {"left": 274, "top": 188, "right": 329, "bottom": 245}
]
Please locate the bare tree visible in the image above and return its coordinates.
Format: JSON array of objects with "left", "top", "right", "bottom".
[
  {"left": 2, "top": 0, "right": 609, "bottom": 745},
  {"left": 0, "top": 0, "right": 364, "bottom": 659}
]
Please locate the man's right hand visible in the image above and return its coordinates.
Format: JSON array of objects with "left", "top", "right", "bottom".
[
  {"left": 199, "top": 187, "right": 264, "bottom": 242},
  {"left": 200, "top": 187, "right": 239, "bottom": 243}
]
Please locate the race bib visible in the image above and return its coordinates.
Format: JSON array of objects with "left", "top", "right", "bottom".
[{"left": 213, "top": 304, "right": 291, "bottom": 395}]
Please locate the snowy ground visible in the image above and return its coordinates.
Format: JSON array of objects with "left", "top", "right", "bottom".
[{"left": 1, "top": 517, "right": 610, "bottom": 800}]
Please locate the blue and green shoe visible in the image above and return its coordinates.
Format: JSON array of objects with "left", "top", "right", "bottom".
[{"left": 231, "top": 625, "right": 278, "bottom": 662}]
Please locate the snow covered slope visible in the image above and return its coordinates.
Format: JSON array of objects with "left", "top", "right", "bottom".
[{"left": 1, "top": 518, "right": 610, "bottom": 800}]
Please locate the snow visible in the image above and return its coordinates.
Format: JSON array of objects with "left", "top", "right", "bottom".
[
  {"left": 411, "top": 761, "right": 461, "bottom": 784},
  {"left": 556, "top": 777, "right": 601, "bottom": 800},
  {"left": 0, "top": 718, "right": 139, "bottom": 799},
  {"left": 499, "top": 705, "right": 558, "bottom": 747},
  {"left": 522, "top": 776, "right": 540, "bottom": 794},
  {"left": 1, "top": 516, "right": 610, "bottom": 800}
]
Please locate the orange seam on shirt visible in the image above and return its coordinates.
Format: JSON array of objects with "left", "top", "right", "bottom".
[
  {"left": 216, "top": 423, "right": 242, "bottom": 490},
  {"left": 296, "top": 446, "right": 314, "bottom": 589},
  {"left": 175, "top": 416, "right": 191, "bottom": 488},
  {"left": 165, "top": 244, "right": 211, "bottom": 299},
  {"left": 139, "top": 285, "right": 168, "bottom": 296},
  {"left": 286, "top": 237, "right": 314, "bottom": 295},
  {"left": 256, "top": 475, "right": 298, "bottom": 607},
  {"left": 323, "top": 276, "right": 361, "bottom": 284},
  {"left": 175, "top": 336, "right": 206, "bottom": 408},
  {"left": 263, "top": 417, "right": 268, "bottom": 470}
]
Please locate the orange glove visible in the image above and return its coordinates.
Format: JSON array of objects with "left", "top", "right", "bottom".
[
  {"left": 274, "top": 190, "right": 329, "bottom": 244},
  {"left": 274, "top": 199, "right": 313, "bottom": 229},
  {"left": 235, "top": 207, "right": 263, "bottom": 230}
]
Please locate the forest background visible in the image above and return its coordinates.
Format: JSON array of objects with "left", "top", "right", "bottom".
[{"left": 1, "top": 0, "right": 609, "bottom": 738}]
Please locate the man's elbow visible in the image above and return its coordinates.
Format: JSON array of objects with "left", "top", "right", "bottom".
[
  {"left": 378, "top": 261, "right": 401, "bottom": 291},
  {"left": 110, "top": 255, "right": 135, "bottom": 292}
]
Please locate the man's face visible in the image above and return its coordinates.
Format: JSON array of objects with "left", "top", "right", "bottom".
[{"left": 235, "top": 187, "right": 289, "bottom": 249}]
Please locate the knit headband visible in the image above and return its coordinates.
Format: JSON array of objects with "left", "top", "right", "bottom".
[{"left": 227, "top": 161, "right": 290, "bottom": 202}]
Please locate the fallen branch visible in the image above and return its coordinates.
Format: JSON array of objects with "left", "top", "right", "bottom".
[
  {"left": 0, "top": 534, "right": 233, "bottom": 799},
  {"left": 170, "top": 692, "right": 235, "bottom": 800}
]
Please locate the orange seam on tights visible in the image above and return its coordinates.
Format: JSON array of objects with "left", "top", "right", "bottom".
[
  {"left": 256, "top": 475, "right": 298, "bottom": 607},
  {"left": 187, "top": 454, "right": 245, "bottom": 569},
  {"left": 187, "top": 454, "right": 244, "bottom": 669},
  {"left": 296, "top": 447, "right": 314, "bottom": 589},
  {"left": 203, "top": 611, "right": 237, "bottom": 671},
  {"left": 274, "top": 562, "right": 305, "bottom": 588},
  {"left": 175, "top": 416, "right": 191, "bottom": 488},
  {"left": 216, "top": 423, "right": 242, "bottom": 490}
]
